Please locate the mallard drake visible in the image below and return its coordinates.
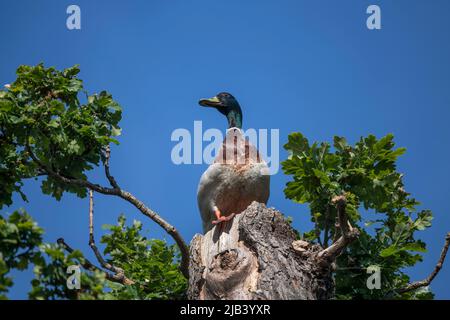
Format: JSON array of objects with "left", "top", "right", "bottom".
[{"left": 197, "top": 92, "right": 270, "bottom": 233}]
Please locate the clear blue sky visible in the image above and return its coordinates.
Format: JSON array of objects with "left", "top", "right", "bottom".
[{"left": 1, "top": 0, "right": 449, "bottom": 299}]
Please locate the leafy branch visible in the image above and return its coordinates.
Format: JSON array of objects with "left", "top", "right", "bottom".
[
  {"left": 282, "top": 132, "right": 449, "bottom": 299},
  {"left": 317, "top": 195, "right": 360, "bottom": 263},
  {"left": 0, "top": 64, "right": 189, "bottom": 278},
  {"left": 0, "top": 208, "right": 186, "bottom": 299}
]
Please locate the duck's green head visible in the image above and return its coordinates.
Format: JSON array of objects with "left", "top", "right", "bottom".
[{"left": 199, "top": 92, "right": 243, "bottom": 129}]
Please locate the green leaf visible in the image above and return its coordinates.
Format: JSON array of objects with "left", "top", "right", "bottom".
[
  {"left": 333, "top": 136, "right": 348, "bottom": 152},
  {"left": 111, "top": 126, "right": 122, "bottom": 137},
  {"left": 379, "top": 245, "right": 398, "bottom": 257},
  {"left": 283, "top": 132, "right": 309, "bottom": 156},
  {"left": 402, "top": 242, "right": 427, "bottom": 253},
  {"left": 380, "top": 242, "right": 426, "bottom": 258},
  {"left": 414, "top": 210, "right": 433, "bottom": 231},
  {"left": 48, "top": 118, "right": 59, "bottom": 128},
  {"left": 313, "top": 168, "right": 330, "bottom": 184}
]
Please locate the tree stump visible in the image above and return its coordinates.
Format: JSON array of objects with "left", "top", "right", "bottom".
[{"left": 188, "top": 202, "right": 334, "bottom": 300}]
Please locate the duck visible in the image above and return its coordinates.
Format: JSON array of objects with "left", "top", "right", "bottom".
[{"left": 197, "top": 92, "right": 270, "bottom": 233}]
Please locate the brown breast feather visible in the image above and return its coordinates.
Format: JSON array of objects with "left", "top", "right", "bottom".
[{"left": 213, "top": 130, "right": 262, "bottom": 171}]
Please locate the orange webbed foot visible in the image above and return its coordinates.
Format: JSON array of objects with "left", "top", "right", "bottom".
[{"left": 212, "top": 206, "right": 236, "bottom": 225}]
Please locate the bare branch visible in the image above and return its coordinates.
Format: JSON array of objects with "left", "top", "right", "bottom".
[
  {"left": 323, "top": 205, "right": 331, "bottom": 248},
  {"left": 317, "top": 195, "right": 359, "bottom": 262},
  {"left": 103, "top": 145, "right": 120, "bottom": 190},
  {"left": 57, "top": 238, "right": 133, "bottom": 285},
  {"left": 26, "top": 143, "right": 190, "bottom": 278},
  {"left": 396, "top": 232, "right": 450, "bottom": 294},
  {"left": 89, "top": 189, "right": 94, "bottom": 245},
  {"left": 88, "top": 189, "right": 134, "bottom": 285},
  {"left": 117, "top": 190, "right": 190, "bottom": 278}
]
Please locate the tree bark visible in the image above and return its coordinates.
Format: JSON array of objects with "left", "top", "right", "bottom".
[{"left": 188, "top": 202, "right": 335, "bottom": 300}]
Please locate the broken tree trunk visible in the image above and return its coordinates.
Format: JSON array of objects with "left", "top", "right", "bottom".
[{"left": 188, "top": 202, "right": 335, "bottom": 300}]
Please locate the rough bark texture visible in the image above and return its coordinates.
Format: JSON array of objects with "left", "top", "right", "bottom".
[{"left": 188, "top": 202, "right": 334, "bottom": 300}]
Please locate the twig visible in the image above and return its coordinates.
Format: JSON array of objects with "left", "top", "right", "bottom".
[
  {"left": 57, "top": 238, "right": 133, "bottom": 285},
  {"left": 396, "top": 232, "right": 450, "bottom": 294},
  {"left": 26, "top": 143, "right": 190, "bottom": 278},
  {"left": 103, "top": 145, "right": 120, "bottom": 190},
  {"left": 88, "top": 189, "right": 134, "bottom": 285},
  {"left": 89, "top": 189, "right": 94, "bottom": 245},
  {"left": 323, "top": 205, "right": 330, "bottom": 248},
  {"left": 317, "top": 195, "right": 359, "bottom": 262}
]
